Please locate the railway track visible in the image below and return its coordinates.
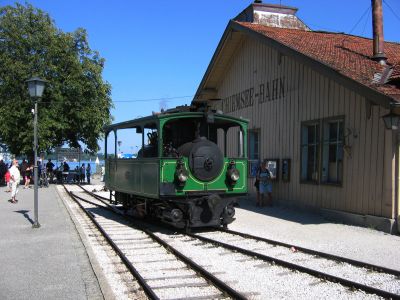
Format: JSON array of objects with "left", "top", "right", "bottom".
[
  {"left": 190, "top": 230, "right": 400, "bottom": 299},
  {"left": 62, "top": 184, "right": 247, "bottom": 300},
  {"left": 73, "top": 185, "right": 400, "bottom": 299}
]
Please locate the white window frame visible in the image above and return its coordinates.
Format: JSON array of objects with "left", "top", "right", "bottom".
[
  {"left": 300, "top": 121, "right": 320, "bottom": 183},
  {"left": 321, "top": 118, "right": 344, "bottom": 185},
  {"left": 300, "top": 117, "right": 344, "bottom": 185}
]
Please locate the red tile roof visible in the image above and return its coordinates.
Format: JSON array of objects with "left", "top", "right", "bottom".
[
  {"left": 236, "top": 21, "right": 400, "bottom": 101},
  {"left": 392, "top": 63, "right": 400, "bottom": 80}
]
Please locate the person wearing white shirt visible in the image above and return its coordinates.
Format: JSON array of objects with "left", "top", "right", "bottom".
[{"left": 9, "top": 159, "right": 21, "bottom": 203}]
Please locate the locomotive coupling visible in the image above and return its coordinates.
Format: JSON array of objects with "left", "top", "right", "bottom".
[{"left": 226, "top": 160, "right": 240, "bottom": 185}]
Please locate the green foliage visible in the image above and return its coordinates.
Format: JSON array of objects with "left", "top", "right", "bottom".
[{"left": 0, "top": 3, "right": 113, "bottom": 156}]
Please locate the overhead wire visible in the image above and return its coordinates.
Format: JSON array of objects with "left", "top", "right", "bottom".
[
  {"left": 340, "top": 5, "right": 371, "bottom": 48},
  {"left": 347, "top": 5, "right": 372, "bottom": 36},
  {"left": 361, "top": 6, "right": 371, "bottom": 37},
  {"left": 0, "top": 95, "right": 194, "bottom": 105},
  {"left": 112, "top": 95, "right": 193, "bottom": 103},
  {"left": 383, "top": 0, "right": 400, "bottom": 23}
]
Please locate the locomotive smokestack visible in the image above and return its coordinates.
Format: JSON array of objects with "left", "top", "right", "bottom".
[{"left": 372, "top": 0, "right": 387, "bottom": 65}]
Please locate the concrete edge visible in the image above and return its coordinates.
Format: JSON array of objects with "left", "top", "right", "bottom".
[
  {"left": 320, "top": 208, "right": 398, "bottom": 235},
  {"left": 55, "top": 186, "right": 117, "bottom": 300},
  {"left": 242, "top": 194, "right": 398, "bottom": 235}
]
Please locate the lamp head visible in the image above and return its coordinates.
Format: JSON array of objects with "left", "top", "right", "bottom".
[
  {"left": 382, "top": 112, "right": 400, "bottom": 130},
  {"left": 26, "top": 76, "right": 47, "bottom": 98}
]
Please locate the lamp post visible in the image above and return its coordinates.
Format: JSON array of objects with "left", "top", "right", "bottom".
[
  {"left": 26, "top": 76, "right": 46, "bottom": 229},
  {"left": 382, "top": 112, "right": 400, "bottom": 130}
]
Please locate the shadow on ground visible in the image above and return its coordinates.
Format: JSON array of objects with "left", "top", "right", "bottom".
[
  {"left": 237, "top": 196, "right": 330, "bottom": 226},
  {"left": 14, "top": 210, "right": 34, "bottom": 225}
]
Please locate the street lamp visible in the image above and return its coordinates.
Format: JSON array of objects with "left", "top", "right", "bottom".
[
  {"left": 382, "top": 111, "right": 400, "bottom": 130},
  {"left": 26, "top": 76, "right": 47, "bottom": 229}
]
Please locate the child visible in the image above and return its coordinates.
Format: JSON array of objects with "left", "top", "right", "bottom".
[{"left": 5, "top": 169, "right": 11, "bottom": 192}]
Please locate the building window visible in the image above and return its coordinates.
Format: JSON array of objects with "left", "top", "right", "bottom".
[
  {"left": 248, "top": 129, "right": 260, "bottom": 177},
  {"left": 321, "top": 119, "right": 344, "bottom": 184},
  {"left": 300, "top": 122, "right": 319, "bottom": 183},
  {"left": 300, "top": 117, "right": 344, "bottom": 185}
]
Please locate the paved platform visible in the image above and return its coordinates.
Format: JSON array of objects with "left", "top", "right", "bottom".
[
  {"left": 233, "top": 196, "right": 400, "bottom": 271},
  {"left": 0, "top": 184, "right": 104, "bottom": 300}
]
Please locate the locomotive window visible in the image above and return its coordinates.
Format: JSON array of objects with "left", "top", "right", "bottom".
[
  {"left": 138, "top": 126, "right": 159, "bottom": 158},
  {"left": 226, "top": 126, "right": 242, "bottom": 158},
  {"left": 106, "top": 130, "right": 116, "bottom": 159},
  {"left": 114, "top": 127, "right": 139, "bottom": 159},
  {"left": 162, "top": 118, "right": 245, "bottom": 158}
]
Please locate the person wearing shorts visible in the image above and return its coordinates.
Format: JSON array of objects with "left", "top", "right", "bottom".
[
  {"left": 259, "top": 161, "right": 273, "bottom": 207},
  {"left": 24, "top": 164, "right": 32, "bottom": 188}
]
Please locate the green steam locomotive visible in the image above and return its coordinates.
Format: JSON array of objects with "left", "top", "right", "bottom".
[{"left": 104, "top": 105, "right": 248, "bottom": 229}]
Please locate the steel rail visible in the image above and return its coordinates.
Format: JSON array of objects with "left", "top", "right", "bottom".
[
  {"left": 74, "top": 185, "right": 400, "bottom": 298},
  {"left": 77, "top": 185, "right": 400, "bottom": 278},
  {"left": 69, "top": 191, "right": 108, "bottom": 209},
  {"left": 143, "top": 230, "right": 247, "bottom": 300},
  {"left": 63, "top": 185, "right": 160, "bottom": 300},
  {"left": 70, "top": 190, "right": 123, "bottom": 215},
  {"left": 189, "top": 233, "right": 400, "bottom": 300},
  {"left": 222, "top": 228, "right": 400, "bottom": 277},
  {"left": 64, "top": 185, "right": 247, "bottom": 300},
  {"left": 76, "top": 184, "right": 113, "bottom": 206}
]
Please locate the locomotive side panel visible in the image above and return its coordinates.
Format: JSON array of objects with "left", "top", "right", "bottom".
[{"left": 106, "top": 159, "right": 159, "bottom": 199}]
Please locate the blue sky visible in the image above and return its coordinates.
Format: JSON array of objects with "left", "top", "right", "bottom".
[{"left": 2, "top": 0, "right": 400, "bottom": 153}]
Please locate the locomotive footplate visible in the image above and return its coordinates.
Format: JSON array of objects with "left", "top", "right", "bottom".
[
  {"left": 157, "top": 194, "right": 237, "bottom": 229},
  {"left": 187, "top": 194, "right": 237, "bottom": 228}
]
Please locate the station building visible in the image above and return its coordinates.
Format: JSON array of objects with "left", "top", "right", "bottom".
[{"left": 193, "top": 2, "right": 400, "bottom": 232}]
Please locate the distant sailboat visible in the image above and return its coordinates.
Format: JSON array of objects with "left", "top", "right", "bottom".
[{"left": 95, "top": 156, "right": 100, "bottom": 164}]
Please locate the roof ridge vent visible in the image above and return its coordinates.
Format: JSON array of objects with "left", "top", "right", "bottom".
[{"left": 234, "top": 1, "right": 310, "bottom": 31}]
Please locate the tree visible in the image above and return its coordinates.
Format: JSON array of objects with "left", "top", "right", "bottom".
[{"left": 0, "top": 3, "right": 113, "bottom": 157}]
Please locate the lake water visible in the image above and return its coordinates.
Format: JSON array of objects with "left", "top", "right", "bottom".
[{"left": 53, "top": 160, "right": 104, "bottom": 175}]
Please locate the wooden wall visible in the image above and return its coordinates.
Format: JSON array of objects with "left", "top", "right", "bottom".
[{"left": 211, "top": 37, "right": 396, "bottom": 219}]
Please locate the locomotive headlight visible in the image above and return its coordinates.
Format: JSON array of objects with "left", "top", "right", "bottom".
[
  {"left": 226, "top": 162, "right": 240, "bottom": 186},
  {"left": 175, "top": 159, "right": 189, "bottom": 187},
  {"left": 229, "top": 169, "right": 240, "bottom": 182},
  {"left": 177, "top": 170, "right": 188, "bottom": 182}
]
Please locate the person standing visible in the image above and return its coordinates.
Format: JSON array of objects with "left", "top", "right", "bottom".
[
  {"left": 5, "top": 167, "right": 11, "bottom": 192},
  {"left": 9, "top": 159, "right": 21, "bottom": 203},
  {"left": 254, "top": 161, "right": 261, "bottom": 207},
  {"left": 20, "top": 159, "right": 28, "bottom": 185},
  {"left": 0, "top": 159, "right": 7, "bottom": 186},
  {"left": 62, "top": 161, "right": 70, "bottom": 183},
  {"left": 86, "top": 164, "right": 91, "bottom": 185},
  {"left": 80, "top": 163, "right": 85, "bottom": 184},
  {"left": 259, "top": 161, "right": 273, "bottom": 207},
  {"left": 101, "top": 165, "right": 105, "bottom": 182},
  {"left": 46, "top": 159, "right": 55, "bottom": 183},
  {"left": 73, "top": 166, "right": 79, "bottom": 183},
  {"left": 24, "top": 163, "right": 33, "bottom": 189}
]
